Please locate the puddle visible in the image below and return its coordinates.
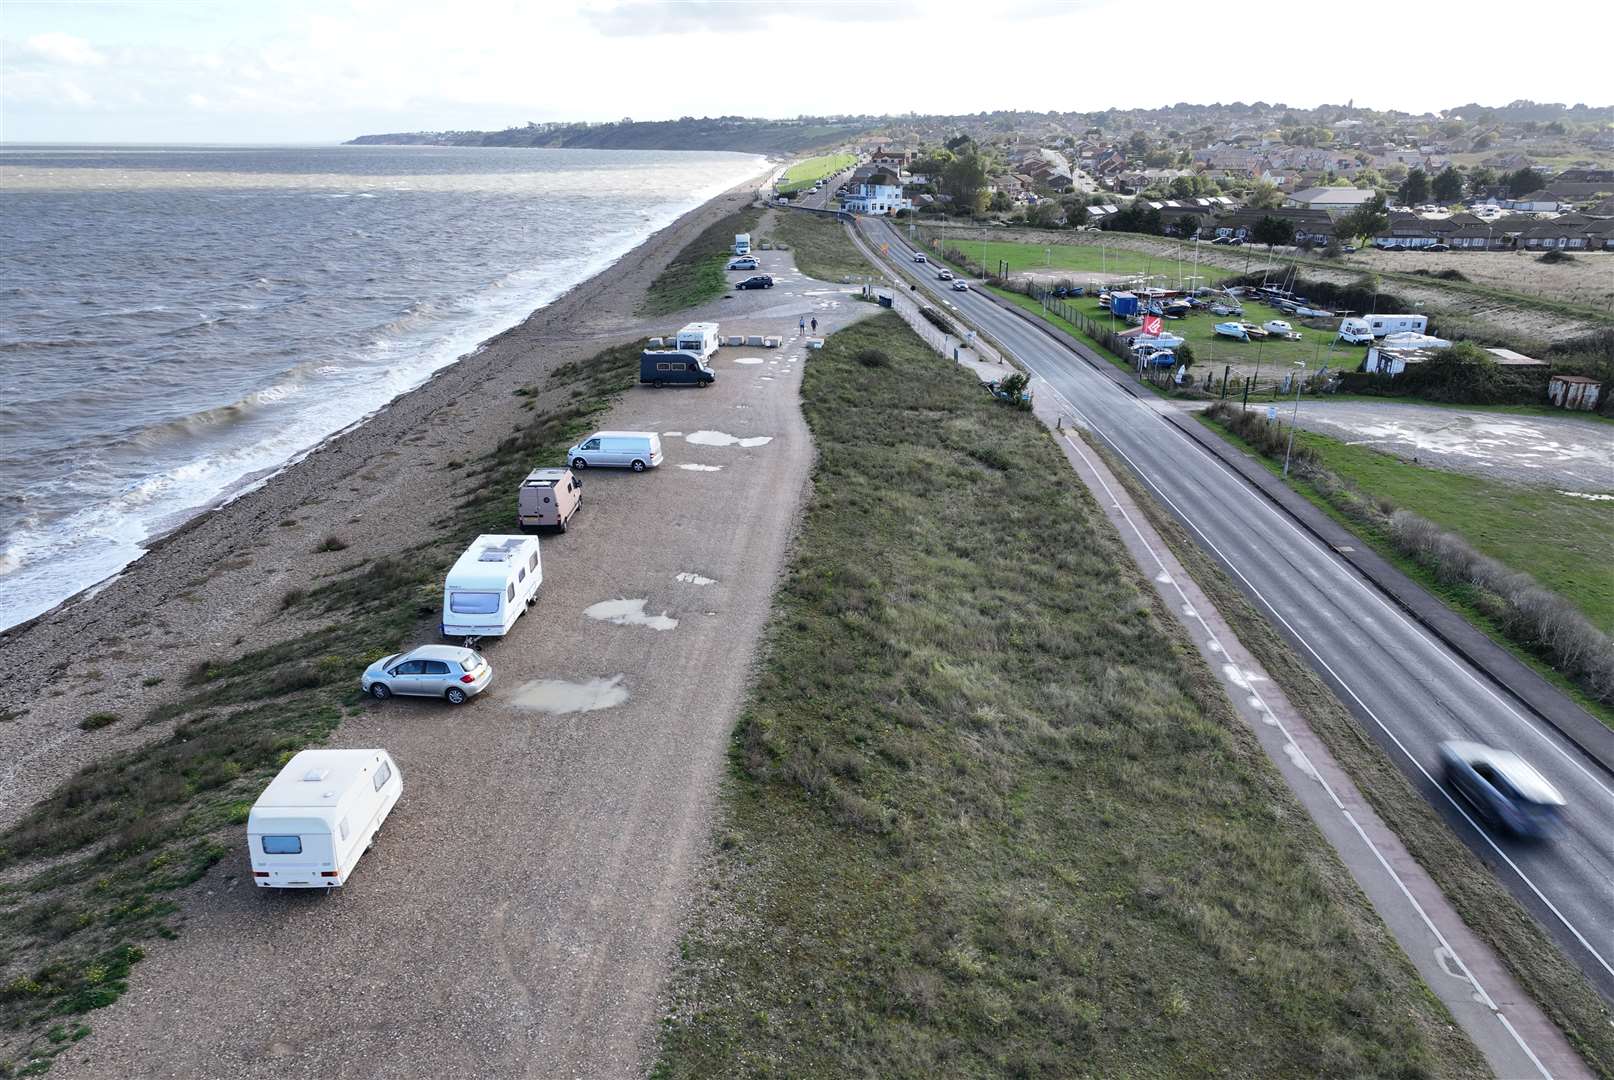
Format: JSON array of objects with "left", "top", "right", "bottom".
[
  {"left": 1559, "top": 490, "right": 1614, "bottom": 501},
  {"left": 584, "top": 598, "right": 678, "bottom": 631},
  {"left": 1222, "top": 664, "right": 1249, "bottom": 690},
  {"left": 678, "top": 463, "right": 723, "bottom": 472},
  {"left": 733, "top": 357, "right": 765, "bottom": 365},
  {"left": 1181, "top": 604, "right": 1198, "bottom": 619},
  {"left": 760, "top": 376, "right": 775, "bottom": 381},
  {"left": 1282, "top": 741, "right": 1319, "bottom": 780},
  {"left": 1154, "top": 570, "right": 1173, "bottom": 584},
  {"left": 511, "top": 675, "right": 628, "bottom": 715},
  {"left": 686, "top": 430, "right": 773, "bottom": 448},
  {"left": 675, "top": 572, "right": 715, "bottom": 585}
]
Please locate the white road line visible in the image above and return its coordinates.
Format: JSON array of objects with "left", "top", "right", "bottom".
[{"left": 1059, "top": 425, "right": 1552, "bottom": 1079}]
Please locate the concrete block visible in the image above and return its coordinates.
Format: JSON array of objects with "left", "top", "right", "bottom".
[
  {"left": 746, "top": 334, "right": 765, "bottom": 347},
  {"left": 726, "top": 335, "right": 745, "bottom": 347}
]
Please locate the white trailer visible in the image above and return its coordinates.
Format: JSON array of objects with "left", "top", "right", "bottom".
[
  {"left": 249, "top": 749, "right": 402, "bottom": 889},
  {"left": 1365, "top": 313, "right": 1428, "bottom": 337},
  {"left": 675, "top": 322, "right": 721, "bottom": 361},
  {"left": 441, "top": 534, "right": 542, "bottom": 643}
]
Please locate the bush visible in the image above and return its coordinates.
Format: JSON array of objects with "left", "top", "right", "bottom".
[
  {"left": 918, "top": 307, "right": 957, "bottom": 337},
  {"left": 855, "top": 347, "right": 888, "bottom": 368},
  {"left": 314, "top": 535, "right": 348, "bottom": 553},
  {"left": 78, "top": 713, "right": 119, "bottom": 732},
  {"left": 1538, "top": 250, "right": 1574, "bottom": 264}
]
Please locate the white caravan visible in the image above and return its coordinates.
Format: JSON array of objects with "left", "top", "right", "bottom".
[
  {"left": 675, "top": 322, "right": 721, "bottom": 361},
  {"left": 249, "top": 749, "right": 402, "bottom": 889},
  {"left": 1365, "top": 313, "right": 1428, "bottom": 337},
  {"left": 441, "top": 534, "right": 542, "bottom": 643}
]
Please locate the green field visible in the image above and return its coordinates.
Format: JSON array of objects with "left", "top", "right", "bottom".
[
  {"left": 652, "top": 311, "right": 1480, "bottom": 1078},
  {"left": 777, "top": 152, "right": 856, "bottom": 194},
  {"left": 769, "top": 210, "right": 874, "bottom": 283},
  {"left": 918, "top": 233, "right": 1237, "bottom": 288}
]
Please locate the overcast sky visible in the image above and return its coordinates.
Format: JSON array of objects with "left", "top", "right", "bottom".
[{"left": 4, "top": 0, "right": 1612, "bottom": 144}]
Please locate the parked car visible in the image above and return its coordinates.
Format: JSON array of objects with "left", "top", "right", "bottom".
[
  {"left": 363, "top": 645, "right": 491, "bottom": 704},
  {"left": 735, "top": 275, "right": 774, "bottom": 290},
  {"left": 1211, "top": 235, "right": 1232, "bottom": 245},
  {"left": 517, "top": 466, "right": 583, "bottom": 531},
  {"left": 727, "top": 256, "right": 759, "bottom": 271},
  {"left": 912, "top": 252, "right": 927, "bottom": 263},
  {"left": 1426, "top": 244, "right": 1451, "bottom": 252},
  {"left": 1439, "top": 741, "right": 1565, "bottom": 838},
  {"left": 937, "top": 269, "right": 953, "bottom": 280}
]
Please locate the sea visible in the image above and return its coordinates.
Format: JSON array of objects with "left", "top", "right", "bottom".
[{"left": 0, "top": 144, "right": 767, "bottom": 630}]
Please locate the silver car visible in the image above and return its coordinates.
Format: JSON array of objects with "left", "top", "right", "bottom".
[{"left": 362, "top": 645, "right": 491, "bottom": 705}]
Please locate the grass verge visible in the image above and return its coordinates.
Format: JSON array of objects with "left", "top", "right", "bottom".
[
  {"left": 0, "top": 342, "right": 640, "bottom": 1075},
  {"left": 1080, "top": 430, "right": 1614, "bottom": 1078},
  {"left": 1197, "top": 410, "right": 1614, "bottom": 723},
  {"left": 652, "top": 311, "right": 1483, "bottom": 1078},
  {"left": 641, "top": 206, "right": 762, "bottom": 318},
  {"left": 770, "top": 211, "right": 874, "bottom": 283},
  {"left": 776, "top": 153, "right": 856, "bottom": 194}
]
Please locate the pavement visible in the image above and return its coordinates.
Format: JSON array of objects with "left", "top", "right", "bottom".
[
  {"left": 46, "top": 235, "right": 871, "bottom": 1079},
  {"left": 853, "top": 216, "right": 1614, "bottom": 1022},
  {"left": 1280, "top": 399, "right": 1614, "bottom": 490}
]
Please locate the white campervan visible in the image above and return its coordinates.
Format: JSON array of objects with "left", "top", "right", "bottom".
[
  {"left": 676, "top": 322, "right": 721, "bottom": 361},
  {"left": 441, "top": 534, "right": 542, "bottom": 642},
  {"left": 1337, "top": 317, "right": 1374, "bottom": 344},
  {"left": 733, "top": 233, "right": 751, "bottom": 255},
  {"left": 566, "top": 431, "right": 663, "bottom": 473},
  {"left": 248, "top": 748, "right": 402, "bottom": 889}
]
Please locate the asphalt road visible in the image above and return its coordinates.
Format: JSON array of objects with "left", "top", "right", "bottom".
[{"left": 859, "top": 216, "right": 1614, "bottom": 1005}]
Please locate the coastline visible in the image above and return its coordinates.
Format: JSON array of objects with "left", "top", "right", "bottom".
[{"left": 0, "top": 172, "right": 766, "bottom": 830}]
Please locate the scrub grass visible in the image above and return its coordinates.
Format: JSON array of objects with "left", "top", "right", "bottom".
[
  {"left": 641, "top": 206, "right": 763, "bottom": 318},
  {"left": 0, "top": 341, "right": 640, "bottom": 1075},
  {"left": 1082, "top": 432, "right": 1614, "bottom": 1078},
  {"left": 652, "top": 312, "right": 1482, "bottom": 1078},
  {"left": 770, "top": 211, "right": 875, "bottom": 283},
  {"left": 919, "top": 231, "right": 1237, "bottom": 286}
]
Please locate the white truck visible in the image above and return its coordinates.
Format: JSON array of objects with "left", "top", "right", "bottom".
[
  {"left": 248, "top": 749, "right": 402, "bottom": 889},
  {"left": 733, "top": 233, "right": 751, "bottom": 256},
  {"left": 675, "top": 322, "right": 721, "bottom": 361},
  {"left": 441, "top": 534, "right": 542, "bottom": 643}
]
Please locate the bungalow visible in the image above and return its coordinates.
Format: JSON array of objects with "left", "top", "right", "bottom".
[
  {"left": 1519, "top": 215, "right": 1596, "bottom": 251},
  {"left": 1213, "top": 207, "right": 1335, "bottom": 245},
  {"left": 1504, "top": 190, "right": 1564, "bottom": 213},
  {"left": 1284, "top": 186, "right": 1379, "bottom": 211}
]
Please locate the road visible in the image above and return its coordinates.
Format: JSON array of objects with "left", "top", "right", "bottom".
[{"left": 857, "top": 216, "right": 1614, "bottom": 1005}]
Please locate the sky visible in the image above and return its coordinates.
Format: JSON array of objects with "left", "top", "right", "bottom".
[{"left": 3, "top": 0, "right": 1612, "bottom": 144}]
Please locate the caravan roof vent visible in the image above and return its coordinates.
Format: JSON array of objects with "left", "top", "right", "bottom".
[
  {"left": 477, "top": 537, "right": 527, "bottom": 562},
  {"left": 302, "top": 768, "right": 330, "bottom": 782}
]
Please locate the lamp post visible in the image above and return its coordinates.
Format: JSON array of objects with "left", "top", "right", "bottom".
[{"left": 1283, "top": 360, "right": 1306, "bottom": 478}]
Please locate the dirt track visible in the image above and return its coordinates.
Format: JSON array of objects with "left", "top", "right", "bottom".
[{"left": 10, "top": 192, "right": 869, "bottom": 1077}]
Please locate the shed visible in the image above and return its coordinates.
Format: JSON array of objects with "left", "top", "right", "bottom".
[
  {"left": 1110, "top": 291, "right": 1139, "bottom": 316},
  {"left": 1483, "top": 348, "right": 1547, "bottom": 369},
  {"left": 1548, "top": 375, "right": 1603, "bottom": 411}
]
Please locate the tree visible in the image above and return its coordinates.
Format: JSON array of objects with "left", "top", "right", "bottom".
[
  {"left": 1334, "top": 192, "right": 1389, "bottom": 244},
  {"left": 1431, "top": 165, "right": 1463, "bottom": 203},
  {"left": 989, "top": 190, "right": 1013, "bottom": 213},
  {"left": 1398, "top": 168, "right": 1429, "bottom": 205},
  {"left": 1061, "top": 198, "right": 1088, "bottom": 228},
  {"left": 941, "top": 151, "right": 989, "bottom": 213},
  {"left": 1029, "top": 200, "right": 1062, "bottom": 228},
  {"left": 1172, "top": 214, "right": 1201, "bottom": 239},
  {"left": 1246, "top": 180, "right": 1282, "bottom": 209},
  {"left": 1468, "top": 166, "right": 1497, "bottom": 191},
  {"left": 1251, "top": 215, "right": 1294, "bottom": 250},
  {"left": 1506, "top": 167, "right": 1545, "bottom": 196},
  {"left": 1170, "top": 176, "right": 1195, "bottom": 198}
]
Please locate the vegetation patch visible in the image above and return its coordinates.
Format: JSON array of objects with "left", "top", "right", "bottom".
[
  {"left": 75, "top": 714, "right": 119, "bottom": 732},
  {"left": 0, "top": 341, "right": 639, "bottom": 1072},
  {"left": 640, "top": 206, "right": 762, "bottom": 318},
  {"left": 653, "top": 312, "right": 1480, "bottom": 1078},
  {"left": 769, "top": 211, "right": 874, "bottom": 283},
  {"left": 1203, "top": 402, "right": 1614, "bottom": 710},
  {"left": 775, "top": 152, "right": 856, "bottom": 194}
]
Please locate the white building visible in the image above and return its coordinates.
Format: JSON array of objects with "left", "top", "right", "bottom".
[{"left": 841, "top": 168, "right": 912, "bottom": 215}]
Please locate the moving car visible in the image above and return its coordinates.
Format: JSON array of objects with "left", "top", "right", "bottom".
[
  {"left": 363, "top": 645, "right": 492, "bottom": 704},
  {"left": 735, "top": 275, "right": 774, "bottom": 290},
  {"left": 937, "top": 269, "right": 953, "bottom": 280},
  {"left": 1439, "top": 741, "right": 1566, "bottom": 838},
  {"left": 727, "top": 256, "right": 759, "bottom": 271},
  {"left": 249, "top": 749, "right": 402, "bottom": 889},
  {"left": 911, "top": 252, "right": 927, "bottom": 263},
  {"left": 951, "top": 280, "right": 969, "bottom": 291}
]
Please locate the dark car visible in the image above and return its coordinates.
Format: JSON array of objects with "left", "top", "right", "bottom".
[
  {"left": 1426, "top": 243, "right": 1451, "bottom": 252},
  {"left": 1439, "top": 741, "right": 1566, "bottom": 838},
  {"left": 735, "top": 275, "right": 774, "bottom": 290}
]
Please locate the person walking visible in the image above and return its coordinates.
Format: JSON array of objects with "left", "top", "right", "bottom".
[
  {"left": 799, "top": 316, "right": 805, "bottom": 333},
  {"left": 810, "top": 317, "right": 818, "bottom": 334}
]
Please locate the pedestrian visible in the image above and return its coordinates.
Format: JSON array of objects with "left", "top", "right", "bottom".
[
  {"left": 810, "top": 317, "right": 818, "bottom": 334},
  {"left": 799, "top": 316, "right": 805, "bottom": 333}
]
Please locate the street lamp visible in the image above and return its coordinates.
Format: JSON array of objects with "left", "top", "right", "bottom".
[{"left": 1282, "top": 361, "right": 1306, "bottom": 478}]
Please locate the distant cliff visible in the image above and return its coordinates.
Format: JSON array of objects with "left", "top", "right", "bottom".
[{"left": 347, "top": 117, "right": 873, "bottom": 154}]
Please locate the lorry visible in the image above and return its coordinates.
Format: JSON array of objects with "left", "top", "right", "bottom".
[
  {"left": 641, "top": 348, "right": 714, "bottom": 388},
  {"left": 248, "top": 749, "right": 402, "bottom": 889},
  {"left": 441, "top": 534, "right": 542, "bottom": 643},
  {"left": 675, "top": 322, "right": 721, "bottom": 361},
  {"left": 733, "top": 233, "right": 751, "bottom": 255}
]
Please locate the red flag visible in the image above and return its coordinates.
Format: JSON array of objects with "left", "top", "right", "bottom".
[{"left": 1142, "top": 315, "right": 1163, "bottom": 337}]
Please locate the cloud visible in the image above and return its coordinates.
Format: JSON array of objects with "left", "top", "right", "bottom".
[
  {"left": 25, "top": 31, "right": 106, "bottom": 67},
  {"left": 583, "top": 0, "right": 915, "bottom": 36}
]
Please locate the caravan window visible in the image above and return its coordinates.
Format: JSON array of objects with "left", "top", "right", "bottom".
[
  {"left": 507, "top": 583, "right": 516, "bottom": 602},
  {"left": 373, "top": 760, "right": 392, "bottom": 792},
  {"left": 339, "top": 818, "right": 351, "bottom": 842},
  {"left": 261, "top": 835, "right": 302, "bottom": 855},
  {"left": 450, "top": 591, "right": 499, "bottom": 614},
  {"left": 528, "top": 552, "right": 539, "bottom": 571}
]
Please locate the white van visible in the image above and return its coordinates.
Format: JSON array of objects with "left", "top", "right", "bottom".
[
  {"left": 248, "top": 749, "right": 402, "bottom": 889},
  {"left": 676, "top": 322, "right": 721, "bottom": 361},
  {"left": 1337, "top": 317, "right": 1374, "bottom": 344},
  {"left": 733, "top": 233, "right": 751, "bottom": 255},
  {"left": 441, "top": 534, "right": 542, "bottom": 642},
  {"left": 566, "top": 431, "right": 663, "bottom": 473}
]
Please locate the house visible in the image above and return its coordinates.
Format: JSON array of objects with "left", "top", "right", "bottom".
[
  {"left": 1519, "top": 215, "right": 1596, "bottom": 251},
  {"left": 1213, "top": 207, "right": 1334, "bottom": 245},
  {"left": 840, "top": 168, "right": 911, "bottom": 216},
  {"left": 1284, "top": 186, "right": 1379, "bottom": 211},
  {"left": 1504, "top": 190, "right": 1564, "bottom": 213},
  {"left": 866, "top": 145, "right": 911, "bottom": 171},
  {"left": 1373, "top": 212, "right": 1441, "bottom": 249}
]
